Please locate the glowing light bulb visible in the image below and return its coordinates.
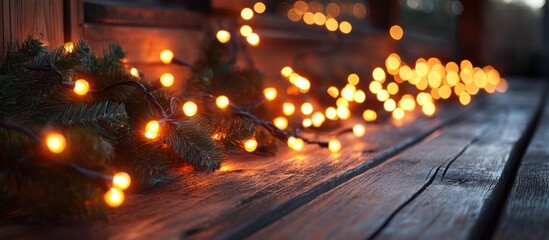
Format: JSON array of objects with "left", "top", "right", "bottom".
[
  {"left": 216, "top": 95, "right": 230, "bottom": 109},
  {"left": 160, "top": 49, "right": 174, "bottom": 64},
  {"left": 104, "top": 187, "right": 125, "bottom": 208},
  {"left": 73, "top": 79, "right": 89, "bottom": 96},
  {"left": 337, "top": 107, "right": 351, "bottom": 120},
  {"left": 369, "top": 81, "right": 382, "bottom": 94},
  {"left": 389, "top": 25, "right": 404, "bottom": 40},
  {"left": 348, "top": 73, "right": 360, "bottom": 85},
  {"left": 327, "top": 86, "right": 339, "bottom": 98},
  {"left": 294, "top": 76, "right": 310, "bottom": 92},
  {"left": 241, "top": 8, "right": 254, "bottom": 20},
  {"left": 363, "top": 110, "right": 377, "bottom": 122},
  {"left": 263, "top": 88, "right": 277, "bottom": 101},
  {"left": 244, "top": 138, "right": 258, "bottom": 152},
  {"left": 459, "top": 92, "right": 471, "bottom": 105},
  {"left": 339, "top": 21, "right": 352, "bottom": 34},
  {"left": 392, "top": 108, "right": 405, "bottom": 120},
  {"left": 328, "top": 139, "right": 342, "bottom": 153},
  {"left": 160, "top": 73, "right": 175, "bottom": 87},
  {"left": 422, "top": 102, "right": 436, "bottom": 116},
  {"left": 254, "top": 2, "right": 266, "bottom": 13},
  {"left": 283, "top": 102, "right": 296, "bottom": 116},
  {"left": 240, "top": 25, "right": 253, "bottom": 37},
  {"left": 302, "top": 118, "right": 313, "bottom": 128},
  {"left": 384, "top": 99, "right": 396, "bottom": 112},
  {"left": 216, "top": 30, "right": 231, "bottom": 43},
  {"left": 247, "top": 33, "right": 260, "bottom": 46},
  {"left": 45, "top": 132, "right": 66, "bottom": 154},
  {"left": 372, "top": 67, "right": 386, "bottom": 82},
  {"left": 387, "top": 82, "right": 399, "bottom": 95},
  {"left": 353, "top": 124, "right": 366, "bottom": 137},
  {"left": 301, "top": 102, "right": 313, "bottom": 115},
  {"left": 145, "top": 120, "right": 160, "bottom": 140},
  {"left": 112, "top": 172, "right": 131, "bottom": 190},
  {"left": 281, "top": 66, "right": 293, "bottom": 77},
  {"left": 288, "top": 137, "right": 305, "bottom": 151},
  {"left": 183, "top": 101, "right": 198, "bottom": 117},
  {"left": 64, "top": 42, "right": 75, "bottom": 53},
  {"left": 354, "top": 90, "right": 366, "bottom": 103},
  {"left": 273, "top": 116, "right": 288, "bottom": 130},
  {"left": 325, "top": 107, "right": 338, "bottom": 120},
  {"left": 341, "top": 86, "right": 355, "bottom": 102},
  {"left": 311, "top": 112, "right": 326, "bottom": 127},
  {"left": 130, "top": 68, "right": 139, "bottom": 77}
]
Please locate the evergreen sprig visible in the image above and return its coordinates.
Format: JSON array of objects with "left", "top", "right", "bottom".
[{"left": 0, "top": 37, "right": 260, "bottom": 221}]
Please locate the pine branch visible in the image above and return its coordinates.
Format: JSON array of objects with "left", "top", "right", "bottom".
[{"left": 165, "top": 121, "right": 224, "bottom": 171}]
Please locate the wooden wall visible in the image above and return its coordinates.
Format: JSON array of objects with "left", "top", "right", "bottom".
[{"left": 1, "top": 0, "right": 65, "bottom": 49}]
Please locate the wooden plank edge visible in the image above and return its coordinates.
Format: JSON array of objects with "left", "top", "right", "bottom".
[
  {"left": 469, "top": 83, "right": 548, "bottom": 240},
  {"left": 205, "top": 101, "right": 484, "bottom": 240}
]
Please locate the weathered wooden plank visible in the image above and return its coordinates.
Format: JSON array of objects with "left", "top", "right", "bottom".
[
  {"left": 493, "top": 91, "right": 549, "bottom": 239},
  {"left": 250, "top": 81, "right": 544, "bottom": 240},
  {"left": 3, "top": 0, "right": 64, "bottom": 48},
  {"left": 0, "top": 100, "right": 470, "bottom": 239}
]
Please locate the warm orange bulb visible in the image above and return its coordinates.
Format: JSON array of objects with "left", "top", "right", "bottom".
[
  {"left": 372, "top": 67, "right": 386, "bottom": 82},
  {"left": 392, "top": 108, "right": 405, "bottom": 120},
  {"left": 346, "top": 73, "right": 359, "bottom": 85},
  {"left": 336, "top": 107, "right": 351, "bottom": 120},
  {"left": 302, "top": 118, "right": 313, "bottom": 128},
  {"left": 160, "top": 73, "right": 175, "bottom": 87},
  {"left": 287, "top": 137, "right": 305, "bottom": 151},
  {"left": 339, "top": 21, "right": 352, "bottom": 34},
  {"left": 216, "top": 95, "right": 230, "bottom": 110},
  {"left": 45, "top": 132, "right": 66, "bottom": 154},
  {"left": 389, "top": 25, "right": 404, "bottom": 40},
  {"left": 246, "top": 33, "right": 260, "bottom": 46},
  {"left": 328, "top": 139, "right": 342, "bottom": 153},
  {"left": 325, "top": 107, "right": 338, "bottom": 120},
  {"left": 363, "top": 109, "right": 377, "bottom": 122},
  {"left": 241, "top": 8, "right": 254, "bottom": 20},
  {"left": 254, "top": 2, "right": 266, "bottom": 13},
  {"left": 73, "top": 79, "right": 89, "bottom": 96},
  {"left": 353, "top": 124, "right": 366, "bottom": 137},
  {"left": 301, "top": 102, "right": 313, "bottom": 115},
  {"left": 273, "top": 116, "right": 289, "bottom": 130},
  {"left": 263, "top": 88, "right": 278, "bottom": 101},
  {"left": 354, "top": 90, "right": 366, "bottom": 103},
  {"left": 283, "top": 102, "right": 296, "bottom": 116},
  {"left": 160, "top": 49, "right": 174, "bottom": 64},
  {"left": 216, "top": 30, "right": 231, "bottom": 43},
  {"left": 311, "top": 112, "right": 326, "bottom": 127},
  {"left": 327, "top": 86, "right": 339, "bottom": 98},
  {"left": 104, "top": 187, "right": 125, "bottom": 208},
  {"left": 64, "top": 42, "right": 75, "bottom": 53},
  {"left": 183, "top": 101, "right": 198, "bottom": 117},
  {"left": 145, "top": 120, "right": 160, "bottom": 140},
  {"left": 244, "top": 138, "right": 258, "bottom": 152},
  {"left": 112, "top": 172, "right": 131, "bottom": 190},
  {"left": 240, "top": 25, "right": 253, "bottom": 37},
  {"left": 130, "top": 68, "right": 139, "bottom": 77},
  {"left": 281, "top": 66, "right": 293, "bottom": 77}
]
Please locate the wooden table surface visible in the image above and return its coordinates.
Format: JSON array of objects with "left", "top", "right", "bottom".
[{"left": 1, "top": 79, "right": 548, "bottom": 240}]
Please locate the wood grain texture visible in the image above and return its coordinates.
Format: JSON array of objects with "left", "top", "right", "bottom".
[
  {"left": 493, "top": 92, "right": 549, "bottom": 239},
  {"left": 250, "top": 82, "right": 544, "bottom": 240},
  {"left": 5, "top": 0, "right": 65, "bottom": 48},
  {"left": 0, "top": 103, "right": 468, "bottom": 239}
]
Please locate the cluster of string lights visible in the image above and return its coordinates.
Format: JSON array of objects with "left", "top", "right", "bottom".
[
  {"left": 36, "top": 3, "right": 508, "bottom": 209},
  {"left": 285, "top": 0, "right": 367, "bottom": 34}
]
